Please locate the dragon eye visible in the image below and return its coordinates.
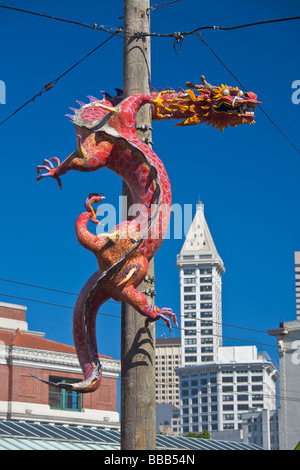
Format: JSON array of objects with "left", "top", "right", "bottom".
[
  {"left": 222, "top": 88, "right": 230, "bottom": 96},
  {"left": 238, "top": 90, "right": 244, "bottom": 97}
]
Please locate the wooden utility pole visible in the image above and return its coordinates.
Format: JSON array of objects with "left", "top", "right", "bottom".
[{"left": 121, "top": 0, "right": 156, "bottom": 450}]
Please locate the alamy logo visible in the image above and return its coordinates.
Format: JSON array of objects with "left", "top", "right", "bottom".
[
  {"left": 291, "top": 80, "right": 300, "bottom": 105},
  {"left": 291, "top": 340, "right": 300, "bottom": 365},
  {"left": 0, "top": 80, "right": 6, "bottom": 104}
]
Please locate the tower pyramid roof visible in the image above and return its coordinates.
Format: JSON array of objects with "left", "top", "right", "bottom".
[{"left": 178, "top": 201, "right": 225, "bottom": 272}]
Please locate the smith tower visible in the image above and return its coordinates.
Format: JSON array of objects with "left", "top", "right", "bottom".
[{"left": 176, "top": 201, "right": 225, "bottom": 367}]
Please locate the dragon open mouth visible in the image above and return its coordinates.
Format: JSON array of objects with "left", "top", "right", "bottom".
[{"left": 215, "top": 102, "right": 257, "bottom": 118}]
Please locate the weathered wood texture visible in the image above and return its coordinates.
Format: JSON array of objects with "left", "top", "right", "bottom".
[{"left": 121, "top": 0, "right": 156, "bottom": 451}]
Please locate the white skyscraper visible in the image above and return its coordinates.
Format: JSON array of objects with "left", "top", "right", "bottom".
[
  {"left": 175, "top": 201, "right": 279, "bottom": 436},
  {"left": 176, "top": 201, "right": 225, "bottom": 366}
]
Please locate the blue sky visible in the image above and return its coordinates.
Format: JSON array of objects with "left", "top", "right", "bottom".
[{"left": 0, "top": 0, "right": 299, "bottom": 384}]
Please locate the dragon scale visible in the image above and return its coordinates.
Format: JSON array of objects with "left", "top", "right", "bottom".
[{"left": 36, "top": 76, "right": 260, "bottom": 392}]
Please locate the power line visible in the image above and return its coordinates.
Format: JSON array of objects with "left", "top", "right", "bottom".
[
  {"left": 1, "top": 276, "right": 298, "bottom": 345},
  {"left": 133, "top": 15, "right": 300, "bottom": 38},
  {"left": 0, "top": 277, "right": 277, "bottom": 337},
  {"left": 1, "top": 5, "right": 299, "bottom": 39},
  {"left": 197, "top": 34, "right": 300, "bottom": 155},
  {"left": 0, "top": 5, "right": 123, "bottom": 36},
  {"left": 0, "top": 32, "right": 117, "bottom": 127},
  {"left": 0, "top": 292, "right": 120, "bottom": 320},
  {"left": 0, "top": 291, "right": 285, "bottom": 351}
]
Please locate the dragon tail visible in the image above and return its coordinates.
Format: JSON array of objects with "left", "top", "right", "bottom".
[{"left": 31, "top": 272, "right": 111, "bottom": 393}]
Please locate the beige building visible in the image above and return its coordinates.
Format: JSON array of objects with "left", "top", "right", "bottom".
[
  {"left": 155, "top": 337, "right": 181, "bottom": 408},
  {"left": 295, "top": 252, "right": 300, "bottom": 319}
]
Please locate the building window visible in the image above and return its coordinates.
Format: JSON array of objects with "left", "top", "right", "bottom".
[
  {"left": 185, "top": 356, "right": 197, "bottom": 362},
  {"left": 252, "top": 375, "right": 263, "bottom": 382},
  {"left": 201, "top": 329, "right": 213, "bottom": 336},
  {"left": 184, "top": 269, "right": 195, "bottom": 275},
  {"left": 200, "top": 294, "right": 212, "bottom": 300},
  {"left": 185, "top": 338, "right": 197, "bottom": 345},
  {"left": 201, "top": 356, "right": 213, "bottom": 362},
  {"left": 184, "top": 311, "right": 196, "bottom": 318},
  {"left": 237, "top": 394, "right": 248, "bottom": 401},
  {"left": 201, "top": 311, "right": 212, "bottom": 318},
  {"left": 184, "top": 278, "right": 196, "bottom": 284},
  {"left": 184, "top": 295, "right": 196, "bottom": 301},
  {"left": 222, "top": 376, "right": 234, "bottom": 383},
  {"left": 223, "top": 423, "right": 234, "bottom": 430},
  {"left": 223, "top": 414, "right": 234, "bottom": 421},
  {"left": 184, "top": 303, "right": 196, "bottom": 310},
  {"left": 201, "top": 338, "right": 213, "bottom": 344},
  {"left": 184, "top": 321, "right": 196, "bottom": 327},
  {"left": 252, "top": 395, "right": 263, "bottom": 401},
  {"left": 200, "top": 276, "right": 212, "bottom": 283},
  {"left": 200, "top": 303, "right": 212, "bottom": 309},
  {"left": 185, "top": 347, "right": 197, "bottom": 354},
  {"left": 223, "top": 395, "right": 234, "bottom": 402},
  {"left": 200, "top": 285, "right": 212, "bottom": 292},
  {"left": 49, "top": 377, "right": 82, "bottom": 411},
  {"left": 237, "top": 376, "right": 248, "bottom": 383},
  {"left": 184, "top": 286, "right": 196, "bottom": 292}
]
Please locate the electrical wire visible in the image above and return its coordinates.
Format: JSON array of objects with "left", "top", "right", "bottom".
[
  {"left": 1, "top": 276, "right": 298, "bottom": 346},
  {"left": 0, "top": 277, "right": 282, "bottom": 337},
  {"left": 132, "top": 15, "right": 300, "bottom": 38},
  {"left": 1, "top": 5, "right": 300, "bottom": 39},
  {"left": 0, "top": 5, "right": 123, "bottom": 36},
  {"left": 0, "top": 290, "right": 289, "bottom": 352},
  {"left": 0, "top": 32, "right": 117, "bottom": 127}
]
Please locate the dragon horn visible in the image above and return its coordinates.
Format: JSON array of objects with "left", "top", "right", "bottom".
[
  {"left": 186, "top": 76, "right": 216, "bottom": 91},
  {"left": 200, "top": 75, "right": 214, "bottom": 91}
]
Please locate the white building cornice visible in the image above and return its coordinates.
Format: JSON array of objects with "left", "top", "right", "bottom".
[{"left": 0, "top": 344, "right": 120, "bottom": 378}]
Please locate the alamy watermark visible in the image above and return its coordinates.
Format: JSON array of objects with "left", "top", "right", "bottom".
[
  {"left": 94, "top": 196, "right": 198, "bottom": 241},
  {"left": 291, "top": 340, "right": 300, "bottom": 365},
  {"left": 0, "top": 80, "right": 6, "bottom": 104},
  {"left": 291, "top": 80, "right": 300, "bottom": 104}
]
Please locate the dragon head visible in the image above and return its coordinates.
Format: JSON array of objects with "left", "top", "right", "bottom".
[{"left": 152, "top": 75, "right": 261, "bottom": 132}]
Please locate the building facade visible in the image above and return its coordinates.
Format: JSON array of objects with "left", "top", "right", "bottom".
[
  {"left": 155, "top": 337, "right": 181, "bottom": 408},
  {"left": 175, "top": 201, "right": 279, "bottom": 437},
  {"left": 176, "top": 201, "right": 225, "bottom": 367},
  {"left": 0, "top": 302, "right": 120, "bottom": 429},
  {"left": 295, "top": 251, "right": 300, "bottom": 319},
  {"left": 268, "top": 319, "right": 300, "bottom": 450},
  {"left": 241, "top": 408, "right": 279, "bottom": 450},
  {"left": 175, "top": 346, "right": 279, "bottom": 435}
]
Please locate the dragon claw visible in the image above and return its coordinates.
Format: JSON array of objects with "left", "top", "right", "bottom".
[
  {"left": 36, "top": 157, "right": 62, "bottom": 189},
  {"left": 145, "top": 307, "right": 178, "bottom": 331},
  {"left": 85, "top": 193, "right": 106, "bottom": 224}
]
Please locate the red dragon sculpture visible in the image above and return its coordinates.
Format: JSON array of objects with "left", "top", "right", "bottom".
[{"left": 36, "top": 76, "right": 260, "bottom": 393}]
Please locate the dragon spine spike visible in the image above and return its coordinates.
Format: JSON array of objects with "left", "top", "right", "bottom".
[
  {"left": 76, "top": 100, "right": 86, "bottom": 107},
  {"left": 65, "top": 114, "right": 74, "bottom": 120},
  {"left": 87, "top": 95, "right": 99, "bottom": 102}
]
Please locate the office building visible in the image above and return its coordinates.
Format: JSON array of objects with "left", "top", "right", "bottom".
[
  {"left": 176, "top": 201, "right": 225, "bottom": 366},
  {"left": 155, "top": 337, "right": 181, "bottom": 408},
  {"left": 295, "top": 252, "right": 300, "bottom": 319},
  {"left": 176, "top": 345, "right": 278, "bottom": 434}
]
